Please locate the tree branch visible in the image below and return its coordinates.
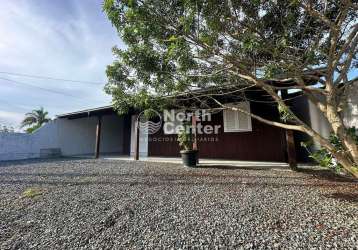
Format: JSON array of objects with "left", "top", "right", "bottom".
[
  {"left": 210, "top": 97, "right": 306, "bottom": 132},
  {"left": 301, "top": 2, "right": 337, "bottom": 31}
]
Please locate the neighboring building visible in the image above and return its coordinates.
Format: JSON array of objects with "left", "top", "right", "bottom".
[{"left": 290, "top": 80, "right": 358, "bottom": 161}]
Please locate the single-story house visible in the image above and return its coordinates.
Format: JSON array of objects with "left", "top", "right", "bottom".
[
  {"left": 0, "top": 80, "right": 356, "bottom": 164},
  {"left": 56, "top": 100, "right": 288, "bottom": 162},
  {"left": 51, "top": 80, "right": 302, "bottom": 164}
]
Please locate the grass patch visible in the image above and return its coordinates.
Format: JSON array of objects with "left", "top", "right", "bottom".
[{"left": 21, "top": 187, "right": 43, "bottom": 198}]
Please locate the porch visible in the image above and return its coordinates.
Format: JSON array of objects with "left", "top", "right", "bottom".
[
  {"left": 56, "top": 105, "right": 298, "bottom": 168},
  {"left": 99, "top": 154, "right": 290, "bottom": 170}
]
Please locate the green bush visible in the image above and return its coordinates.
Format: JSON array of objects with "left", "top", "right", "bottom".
[{"left": 301, "top": 127, "right": 357, "bottom": 173}]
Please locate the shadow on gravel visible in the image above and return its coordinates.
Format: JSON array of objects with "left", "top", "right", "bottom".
[
  {"left": 1, "top": 178, "right": 357, "bottom": 188},
  {"left": 0, "top": 172, "right": 319, "bottom": 180},
  {"left": 297, "top": 168, "right": 357, "bottom": 183},
  {"left": 324, "top": 192, "right": 358, "bottom": 203}
]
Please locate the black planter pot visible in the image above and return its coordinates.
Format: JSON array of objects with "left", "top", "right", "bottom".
[{"left": 180, "top": 150, "right": 198, "bottom": 167}]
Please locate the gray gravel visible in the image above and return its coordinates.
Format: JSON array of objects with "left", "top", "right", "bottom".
[{"left": 0, "top": 158, "right": 357, "bottom": 249}]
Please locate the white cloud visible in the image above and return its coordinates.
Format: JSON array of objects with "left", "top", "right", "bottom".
[
  {"left": 0, "top": 110, "right": 24, "bottom": 128},
  {"left": 0, "top": 0, "right": 124, "bottom": 127}
]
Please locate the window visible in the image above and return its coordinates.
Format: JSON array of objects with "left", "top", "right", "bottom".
[{"left": 223, "top": 102, "right": 252, "bottom": 132}]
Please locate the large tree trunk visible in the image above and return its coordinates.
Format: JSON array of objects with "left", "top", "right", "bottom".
[
  {"left": 334, "top": 153, "right": 358, "bottom": 178},
  {"left": 325, "top": 95, "right": 358, "bottom": 170}
]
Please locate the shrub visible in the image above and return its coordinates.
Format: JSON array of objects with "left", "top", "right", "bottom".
[{"left": 301, "top": 127, "right": 357, "bottom": 173}]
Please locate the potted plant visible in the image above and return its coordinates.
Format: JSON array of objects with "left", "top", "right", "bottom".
[{"left": 178, "top": 123, "right": 198, "bottom": 167}]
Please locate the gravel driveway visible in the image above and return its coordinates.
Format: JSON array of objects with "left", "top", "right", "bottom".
[{"left": 0, "top": 159, "right": 357, "bottom": 249}]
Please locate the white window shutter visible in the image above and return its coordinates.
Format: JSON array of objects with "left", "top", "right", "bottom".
[
  {"left": 223, "top": 110, "right": 238, "bottom": 132},
  {"left": 237, "top": 102, "right": 252, "bottom": 131},
  {"left": 223, "top": 102, "right": 252, "bottom": 132}
]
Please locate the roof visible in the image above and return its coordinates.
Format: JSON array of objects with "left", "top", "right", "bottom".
[
  {"left": 56, "top": 70, "right": 325, "bottom": 119},
  {"left": 56, "top": 105, "right": 115, "bottom": 119}
]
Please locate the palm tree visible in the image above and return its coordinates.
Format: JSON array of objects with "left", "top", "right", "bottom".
[{"left": 21, "top": 107, "right": 51, "bottom": 133}]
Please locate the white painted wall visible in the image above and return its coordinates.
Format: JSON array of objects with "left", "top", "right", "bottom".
[
  {"left": 307, "top": 98, "right": 332, "bottom": 139},
  {"left": 130, "top": 115, "right": 148, "bottom": 157},
  {"left": 292, "top": 81, "right": 357, "bottom": 150},
  {"left": 0, "top": 114, "right": 125, "bottom": 161},
  {"left": 57, "top": 114, "right": 125, "bottom": 156},
  {"left": 306, "top": 80, "right": 358, "bottom": 138}
]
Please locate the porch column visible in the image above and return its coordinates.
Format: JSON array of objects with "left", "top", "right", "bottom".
[
  {"left": 286, "top": 129, "right": 297, "bottom": 170},
  {"left": 280, "top": 89, "right": 298, "bottom": 170},
  {"left": 192, "top": 114, "right": 199, "bottom": 164},
  {"left": 191, "top": 114, "right": 198, "bottom": 150},
  {"left": 134, "top": 118, "right": 140, "bottom": 160},
  {"left": 94, "top": 116, "right": 102, "bottom": 159}
]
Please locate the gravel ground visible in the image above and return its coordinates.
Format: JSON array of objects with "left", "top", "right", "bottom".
[{"left": 0, "top": 158, "right": 357, "bottom": 249}]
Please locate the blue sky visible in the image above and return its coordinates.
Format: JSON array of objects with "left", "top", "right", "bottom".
[{"left": 0, "top": 0, "right": 124, "bottom": 129}]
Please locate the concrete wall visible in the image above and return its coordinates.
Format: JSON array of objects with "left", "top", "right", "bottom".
[
  {"left": 0, "top": 114, "right": 125, "bottom": 161},
  {"left": 0, "top": 120, "right": 59, "bottom": 161}
]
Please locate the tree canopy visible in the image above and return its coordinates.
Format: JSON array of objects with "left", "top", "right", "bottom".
[{"left": 103, "top": 0, "right": 358, "bottom": 177}]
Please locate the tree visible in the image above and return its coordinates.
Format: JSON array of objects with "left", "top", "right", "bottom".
[
  {"left": 103, "top": 0, "right": 358, "bottom": 177},
  {"left": 21, "top": 107, "right": 51, "bottom": 133}
]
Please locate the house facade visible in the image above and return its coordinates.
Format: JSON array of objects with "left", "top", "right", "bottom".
[
  {"left": 53, "top": 99, "right": 289, "bottom": 163},
  {"left": 146, "top": 102, "right": 286, "bottom": 162},
  {"left": 1, "top": 80, "right": 356, "bottom": 163}
]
